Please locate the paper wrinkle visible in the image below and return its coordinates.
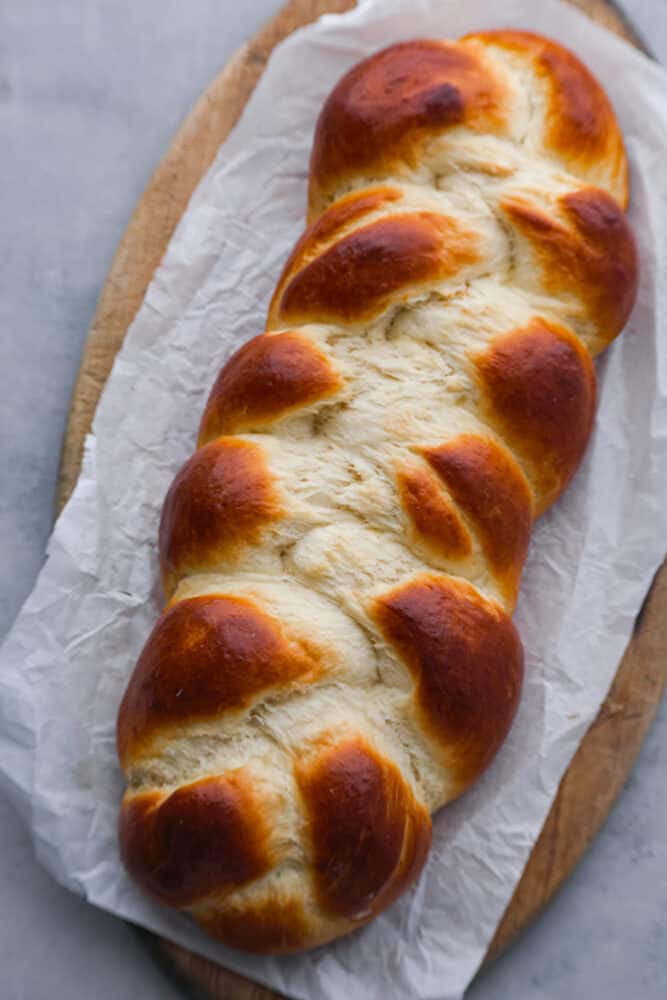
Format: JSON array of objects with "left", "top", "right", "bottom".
[{"left": 1, "top": 1, "right": 666, "bottom": 997}]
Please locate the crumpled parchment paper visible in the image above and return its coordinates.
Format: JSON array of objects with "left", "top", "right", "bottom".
[{"left": 1, "top": 1, "right": 666, "bottom": 997}]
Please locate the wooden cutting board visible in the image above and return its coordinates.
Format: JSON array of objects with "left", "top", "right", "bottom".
[{"left": 56, "top": 1, "right": 666, "bottom": 997}]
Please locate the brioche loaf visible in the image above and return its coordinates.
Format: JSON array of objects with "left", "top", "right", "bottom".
[{"left": 117, "top": 31, "right": 638, "bottom": 954}]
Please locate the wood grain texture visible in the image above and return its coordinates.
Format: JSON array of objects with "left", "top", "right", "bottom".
[{"left": 55, "top": 1, "right": 667, "bottom": 998}]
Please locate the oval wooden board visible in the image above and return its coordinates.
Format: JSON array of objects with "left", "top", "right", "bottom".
[{"left": 56, "top": 1, "right": 666, "bottom": 997}]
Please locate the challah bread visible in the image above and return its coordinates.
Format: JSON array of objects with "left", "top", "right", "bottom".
[{"left": 117, "top": 31, "right": 638, "bottom": 954}]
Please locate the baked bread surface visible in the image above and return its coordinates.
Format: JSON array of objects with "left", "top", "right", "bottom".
[{"left": 117, "top": 31, "right": 637, "bottom": 953}]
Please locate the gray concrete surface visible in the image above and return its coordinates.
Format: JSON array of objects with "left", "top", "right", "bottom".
[{"left": 1, "top": 1, "right": 666, "bottom": 997}]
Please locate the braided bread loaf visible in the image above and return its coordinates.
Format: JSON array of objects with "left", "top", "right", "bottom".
[{"left": 117, "top": 31, "right": 637, "bottom": 954}]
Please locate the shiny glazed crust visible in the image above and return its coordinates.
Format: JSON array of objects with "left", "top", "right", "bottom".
[{"left": 117, "top": 31, "right": 638, "bottom": 953}]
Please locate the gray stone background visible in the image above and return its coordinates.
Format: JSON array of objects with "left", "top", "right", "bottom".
[{"left": 1, "top": 1, "right": 666, "bottom": 997}]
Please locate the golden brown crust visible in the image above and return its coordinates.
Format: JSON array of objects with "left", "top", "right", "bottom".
[
  {"left": 117, "top": 595, "right": 322, "bottom": 767},
  {"left": 295, "top": 737, "right": 431, "bottom": 920},
  {"left": 308, "top": 40, "right": 510, "bottom": 216},
  {"left": 420, "top": 435, "right": 533, "bottom": 607},
  {"left": 465, "top": 30, "right": 629, "bottom": 206},
  {"left": 474, "top": 318, "right": 597, "bottom": 512},
  {"left": 119, "top": 773, "right": 273, "bottom": 907},
  {"left": 373, "top": 575, "right": 523, "bottom": 790},
  {"left": 271, "top": 186, "right": 403, "bottom": 313},
  {"left": 196, "top": 896, "right": 313, "bottom": 955},
  {"left": 198, "top": 332, "right": 343, "bottom": 443},
  {"left": 503, "top": 187, "right": 638, "bottom": 349},
  {"left": 270, "top": 212, "right": 479, "bottom": 327},
  {"left": 397, "top": 464, "right": 473, "bottom": 562},
  {"left": 159, "top": 437, "right": 280, "bottom": 596}
]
